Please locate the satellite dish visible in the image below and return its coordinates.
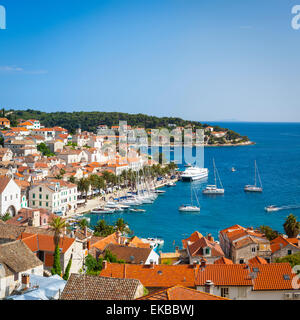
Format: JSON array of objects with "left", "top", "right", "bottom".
[{"left": 0, "top": 263, "right": 6, "bottom": 278}]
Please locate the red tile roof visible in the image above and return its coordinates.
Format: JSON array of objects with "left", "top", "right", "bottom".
[
  {"left": 214, "top": 257, "right": 233, "bottom": 265},
  {"left": 138, "top": 285, "right": 229, "bottom": 300},
  {"left": 195, "top": 263, "right": 299, "bottom": 290},
  {"left": 19, "top": 232, "right": 74, "bottom": 253},
  {"left": 101, "top": 263, "right": 200, "bottom": 288},
  {"left": 270, "top": 236, "right": 299, "bottom": 253},
  {"left": 248, "top": 256, "right": 268, "bottom": 264},
  {"left": 182, "top": 231, "right": 203, "bottom": 249}
]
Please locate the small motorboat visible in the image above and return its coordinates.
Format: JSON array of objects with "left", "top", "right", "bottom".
[
  {"left": 129, "top": 208, "right": 146, "bottom": 213},
  {"left": 91, "top": 207, "right": 115, "bottom": 214},
  {"left": 265, "top": 205, "right": 280, "bottom": 212},
  {"left": 231, "top": 167, "right": 236, "bottom": 172},
  {"left": 167, "top": 182, "right": 176, "bottom": 187}
]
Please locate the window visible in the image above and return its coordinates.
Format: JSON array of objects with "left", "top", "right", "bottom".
[
  {"left": 39, "top": 201, "right": 42, "bottom": 206},
  {"left": 39, "top": 187, "right": 42, "bottom": 192},
  {"left": 238, "top": 287, "right": 247, "bottom": 298},
  {"left": 46, "top": 202, "right": 48, "bottom": 207},
  {"left": 39, "top": 194, "right": 42, "bottom": 199},
  {"left": 205, "top": 248, "right": 210, "bottom": 255},
  {"left": 288, "top": 250, "right": 292, "bottom": 255},
  {"left": 14, "top": 273, "right": 19, "bottom": 281},
  {"left": 252, "top": 247, "right": 256, "bottom": 253},
  {"left": 16, "top": 194, "right": 18, "bottom": 199},
  {"left": 10, "top": 195, "right": 12, "bottom": 200},
  {"left": 46, "top": 195, "right": 49, "bottom": 200},
  {"left": 4, "top": 196, "right": 7, "bottom": 201},
  {"left": 32, "top": 201, "right": 35, "bottom": 206},
  {"left": 239, "top": 259, "right": 244, "bottom": 264},
  {"left": 221, "top": 287, "right": 229, "bottom": 298},
  {"left": 33, "top": 193, "right": 35, "bottom": 199}
]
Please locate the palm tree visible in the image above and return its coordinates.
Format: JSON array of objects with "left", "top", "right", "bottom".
[
  {"left": 78, "top": 218, "right": 89, "bottom": 230},
  {"left": 49, "top": 217, "right": 68, "bottom": 246},
  {"left": 283, "top": 214, "right": 300, "bottom": 238},
  {"left": 115, "top": 218, "right": 132, "bottom": 235},
  {"left": 77, "top": 178, "right": 90, "bottom": 203}
]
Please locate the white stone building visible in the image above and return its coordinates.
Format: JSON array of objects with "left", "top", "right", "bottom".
[
  {"left": 0, "top": 176, "right": 21, "bottom": 217},
  {"left": 28, "top": 180, "right": 78, "bottom": 215}
]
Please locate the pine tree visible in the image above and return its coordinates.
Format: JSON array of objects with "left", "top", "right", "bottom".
[{"left": 51, "top": 244, "right": 62, "bottom": 276}]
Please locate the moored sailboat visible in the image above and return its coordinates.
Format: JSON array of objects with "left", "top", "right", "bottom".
[
  {"left": 203, "top": 159, "right": 224, "bottom": 195},
  {"left": 244, "top": 160, "right": 263, "bottom": 192},
  {"left": 179, "top": 183, "right": 200, "bottom": 212}
]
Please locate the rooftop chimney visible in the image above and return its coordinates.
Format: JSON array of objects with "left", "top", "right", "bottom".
[
  {"left": 200, "top": 258, "right": 207, "bottom": 269},
  {"left": 204, "top": 280, "right": 214, "bottom": 294},
  {"left": 84, "top": 226, "right": 88, "bottom": 238},
  {"left": 207, "top": 233, "right": 214, "bottom": 242},
  {"left": 21, "top": 274, "right": 30, "bottom": 290},
  {"left": 102, "top": 260, "right": 108, "bottom": 270}
]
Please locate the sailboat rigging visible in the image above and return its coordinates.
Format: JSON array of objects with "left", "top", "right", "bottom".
[
  {"left": 244, "top": 160, "right": 263, "bottom": 192},
  {"left": 203, "top": 159, "right": 225, "bottom": 195}
]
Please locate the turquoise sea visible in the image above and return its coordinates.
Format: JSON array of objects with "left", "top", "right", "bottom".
[{"left": 86, "top": 122, "right": 300, "bottom": 252}]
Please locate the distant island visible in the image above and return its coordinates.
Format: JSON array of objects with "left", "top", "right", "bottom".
[{"left": 4, "top": 109, "right": 253, "bottom": 147}]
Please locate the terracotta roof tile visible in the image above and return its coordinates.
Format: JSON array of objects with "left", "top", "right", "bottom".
[
  {"left": 101, "top": 263, "right": 200, "bottom": 288},
  {"left": 60, "top": 274, "right": 142, "bottom": 300},
  {"left": 138, "top": 285, "right": 229, "bottom": 300}
]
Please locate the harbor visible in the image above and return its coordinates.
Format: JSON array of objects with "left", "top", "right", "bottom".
[{"left": 83, "top": 122, "right": 300, "bottom": 252}]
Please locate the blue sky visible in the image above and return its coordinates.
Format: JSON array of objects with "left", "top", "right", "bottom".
[{"left": 0, "top": 0, "right": 299, "bottom": 122}]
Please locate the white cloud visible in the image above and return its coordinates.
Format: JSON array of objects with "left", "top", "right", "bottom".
[{"left": 0, "top": 65, "right": 48, "bottom": 74}]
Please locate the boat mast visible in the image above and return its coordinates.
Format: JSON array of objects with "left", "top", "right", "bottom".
[
  {"left": 213, "top": 158, "right": 217, "bottom": 187},
  {"left": 254, "top": 160, "right": 257, "bottom": 187}
]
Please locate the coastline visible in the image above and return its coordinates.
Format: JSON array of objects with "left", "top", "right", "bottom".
[
  {"left": 67, "top": 177, "right": 179, "bottom": 218},
  {"left": 141, "top": 141, "right": 256, "bottom": 148}
]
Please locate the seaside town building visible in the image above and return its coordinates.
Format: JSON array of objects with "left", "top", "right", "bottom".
[
  {"left": 60, "top": 274, "right": 144, "bottom": 300},
  {"left": 0, "top": 176, "right": 21, "bottom": 217},
  {"left": 219, "top": 225, "right": 272, "bottom": 264},
  {"left": 0, "top": 118, "right": 10, "bottom": 128},
  {"left": 0, "top": 240, "right": 44, "bottom": 299},
  {"left": 28, "top": 180, "right": 78, "bottom": 215}
]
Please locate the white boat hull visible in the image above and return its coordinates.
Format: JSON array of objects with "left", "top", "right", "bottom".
[
  {"left": 179, "top": 205, "right": 200, "bottom": 212},
  {"left": 203, "top": 188, "right": 225, "bottom": 195},
  {"left": 244, "top": 185, "right": 263, "bottom": 192}
]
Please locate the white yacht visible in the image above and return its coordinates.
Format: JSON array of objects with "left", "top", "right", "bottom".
[
  {"left": 203, "top": 159, "right": 225, "bottom": 195},
  {"left": 244, "top": 160, "right": 263, "bottom": 192},
  {"left": 181, "top": 166, "right": 208, "bottom": 181},
  {"left": 179, "top": 205, "right": 201, "bottom": 212},
  {"left": 91, "top": 207, "right": 115, "bottom": 214},
  {"left": 179, "top": 183, "right": 200, "bottom": 212}
]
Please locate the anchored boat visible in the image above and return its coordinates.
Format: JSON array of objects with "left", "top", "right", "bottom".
[
  {"left": 179, "top": 183, "right": 200, "bottom": 212},
  {"left": 181, "top": 166, "right": 208, "bottom": 181},
  {"left": 203, "top": 159, "right": 224, "bottom": 195},
  {"left": 244, "top": 160, "right": 263, "bottom": 192}
]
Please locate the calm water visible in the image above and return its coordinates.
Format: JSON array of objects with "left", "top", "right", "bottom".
[{"left": 86, "top": 122, "right": 300, "bottom": 252}]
